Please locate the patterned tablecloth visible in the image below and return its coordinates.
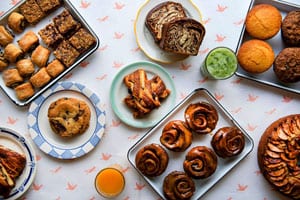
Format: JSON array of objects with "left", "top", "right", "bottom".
[{"left": 0, "top": 0, "right": 299, "bottom": 199}]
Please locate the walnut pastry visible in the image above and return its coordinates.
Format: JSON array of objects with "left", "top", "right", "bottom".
[
  {"left": 160, "top": 120, "right": 192, "bottom": 152},
  {"left": 163, "top": 171, "right": 195, "bottom": 200},
  {"left": 184, "top": 101, "right": 219, "bottom": 134},
  {"left": 257, "top": 114, "right": 300, "bottom": 199},
  {"left": 183, "top": 146, "right": 218, "bottom": 179},
  {"left": 211, "top": 126, "right": 245, "bottom": 158},
  {"left": 135, "top": 143, "right": 169, "bottom": 177}
]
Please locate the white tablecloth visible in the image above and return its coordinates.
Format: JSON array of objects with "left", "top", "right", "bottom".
[{"left": 0, "top": 0, "right": 299, "bottom": 199}]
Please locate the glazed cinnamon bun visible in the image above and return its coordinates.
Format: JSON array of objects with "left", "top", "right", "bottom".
[
  {"left": 183, "top": 146, "right": 217, "bottom": 179},
  {"left": 163, "top": 171, "right": 195, "bottom": 200},
  {"left": 211, "top": 127, "right": 245, "bottom": 158},
  {"left": 160, "top": 120, "right": 192, "bottom": 152},
  {"left": 184, "top": 102, "right": 218, "bottom": 134},
  {"left": 135, "top": 143, "right": 169, "bottom": 177}
]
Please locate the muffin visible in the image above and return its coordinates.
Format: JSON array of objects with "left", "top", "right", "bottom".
[
  {"left": 237, "top": 39, "right": 275, "bottom": 73},
  {"left": 273, "top": 47, "right": 300, "bottom": 83},
  {"left": 245, "top": 4, "right": 282, "bottom": 40},
  {"left": 281, "top": 11, "right": 300, "bottom": 46}
]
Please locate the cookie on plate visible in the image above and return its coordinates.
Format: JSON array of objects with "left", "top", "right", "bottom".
[
  {"left": 48, "top": 97, "right": 91, "bottom": 137},
  {"left": 281, "top": 11, "right": 300, "bottom": 46}
]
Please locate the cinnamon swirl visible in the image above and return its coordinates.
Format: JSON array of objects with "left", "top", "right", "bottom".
[
  {"left": 163, "top": 171, "right": 195, "bottom": 200},
  {"left": 135, "top": 143, "right": 169, "bottom": 177},
  {"left": 160, "top": 120, "right": 192, "bottom": 152},
  {"left": 184, "top": 102, "right": 218, "bottom": 134},
  {"left": 183, "top": 146, "right": 217, "bottom": 179},
  {"left": 211, "top": 127, "right": 245, "bottom": 158}
]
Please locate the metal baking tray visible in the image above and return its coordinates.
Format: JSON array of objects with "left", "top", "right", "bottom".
[
  {"left": 235, "top": 0, "right": 300, "bottom": 94},
  {"left": 0, "top": 0, "right": 99, "bottom": 106},
  {"left": 127, "top": 88, "right": 254, "bottom": 200}
]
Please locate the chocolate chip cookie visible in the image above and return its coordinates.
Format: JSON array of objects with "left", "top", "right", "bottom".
[
  {"left": 48, "top": 97, "right": 91, "bottom": 137},
  {"left": 281, "top": 11, "right": 300, "bottom": 46}
]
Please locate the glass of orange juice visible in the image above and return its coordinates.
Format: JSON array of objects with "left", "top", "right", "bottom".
[{"left": 95, "top": 167, "right": 125, "bottom": 198}]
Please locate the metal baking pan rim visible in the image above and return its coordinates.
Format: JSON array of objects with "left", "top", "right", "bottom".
[
  {"left": 127, "top": 87, "right": 254, "bottom": 200},
  {"left": 0, "top": 0, "right": 100, "bottom": 107}
]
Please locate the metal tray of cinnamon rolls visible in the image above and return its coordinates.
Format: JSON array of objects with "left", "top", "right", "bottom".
[
  {"left": 0, "top": 0, "right": 99, "bottom": 106},
  {"left": 127, "top": 88, "right": 254, "bottom": 200}
]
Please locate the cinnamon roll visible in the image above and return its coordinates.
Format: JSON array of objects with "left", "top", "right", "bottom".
[
  {"left": 135, "top": 143, "right": 169, "bottom": 177},
  {"left": 160, "top": 120, "right": 192, "bottom": 152},
  {"left": 163, "top": 171, "right": 195, "bottom": 200},
  {"left": 211, "top": 127, "right": 245, "bottom": 158},
  {"left": 7, "top": 12, "right": 26, "bottom": 33},
  {"left": 184, "top": 102, "right": 218, "bottom": 134},
  {"left": 183, "top": 146, "right": 217, "bottom": 179}
]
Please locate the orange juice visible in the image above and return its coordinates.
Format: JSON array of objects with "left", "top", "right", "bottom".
[{"left": 95, "top": 168, "right": 125, "bottom": 198}]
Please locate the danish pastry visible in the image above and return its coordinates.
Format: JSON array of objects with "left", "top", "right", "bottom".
[
  {"left": 2, "top": 68, "right": 23, "bottom": 88},
  {"left": 14, "top": 82, "right": 35, "bottom": 101},
  {"left": 29, "top": 67, "right": 51, "bottom": 88},
  {"left": 7, "top": 12, "right": 26, "bottom": 33},
  {"left": 48, "top": 97, "right": 91, "bottom": 137},
  {"left": 17, "top": 30, "right": 39, "bottom": 53},
  {"left": 4, "top": 43, "right": 24, "bottom": 63},
  {"left": 31, "top": 45, "right": 51, "bottom": 68},
  {"left": 16, "top": 58, "right": 35, "bottom": 77},
  {"left": 0, "top": 26, "right": 13, "bottom": 47}
]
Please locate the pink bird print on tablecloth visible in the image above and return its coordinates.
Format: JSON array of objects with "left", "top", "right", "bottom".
[
  {"left": 80, "top": 0, "right": 91, "bottom": 9},
  {"left": 99, "top": 44, "right": 108, "bottom": 51},
  {"left": 98, "top": 16, "right": 109, "bottom": 22},
  {"left": 100, "top": 152, "right": 112, "bottom": 160},
  {"left": 282, "top": 95, "right": 292, "bottom": 103},
  {"left": 36, "top": 154, "right": 42, "bottom": 161},
  {"left": 96, "top": 74, "right": 107, "bottom": 81},
  {"left": 198, "top": 77, "right": 208, "bottom": 84},
  {"left": 214, "top": 92, "right": 224, "bottom": 101},
  {"left": 110, "top": 119, "right": 121, "bottom": 127},
  {"left": 7, "top": 116, "right": 17, "bottom": 124},
  {"left": 237, "top": 184, "right": 248, "bottom": 191},
  {"left": 50, "top": 166, "right": 62, "bottom": 173},
  {"left": 85, "top": 166, "right": 96, "bottom": 174},
  {"left": 231, "top": 107, "right": 242, "bottom": 114},
  {"left": 114, "top": 32, "right": 124, "bottom": 39},
  {"left": 265, "top": 108, "right": 276, "bottom": 115},
  {"left": 114, "top": 2, "right": 125, "bottom": 10},
  {"left": 80, "top": 61, "right": 89, "bottom": 68},
  {"left": 66, "top": 182, "right": 77, "bottom": 191},
  {"left": 113, "top": 61, "right": 123, "bottom": 68},
  {"left": 247, "top": 94, "right": 258, "bottom": 102},
  {"left": 215, "top": 34, "right": 226, "bottom": 42},
  {"left": 234, "top": 19, "right": 245, "bottom": 26},
  {"left": 128, "top": 133, "right": 139, "bottom": 140},
  {"left": 198, "top": 47, "right": 209, "bottom": 55},
  {"left": 131, "top": 46, "right": 141, "bottom": 53},
  {"left": 10, "top": 0, "right": 19, "bottom": 5},
  {"left": 0, "top": 11, "right": 4, "bottom": 16},
  {"left": 180, "top": 92, "right": 188, "bottom": 100},
  {"left": 179, "top": 63, "right": 191, "bottom": 71},
  {"left": 216, "top": 4, "right": 228, "bottom": 12},
  {"left": 202, "top": 18, "right": 211, "bottom": 25},
  {"left": 247, "top": 123, "right": 257, "bottom": 132},
  {"left": 135, "top": 182, "right": 146, "bottom": 190},
  {"left": 32, "top": 183, "right": 43, "bottom": 191}
]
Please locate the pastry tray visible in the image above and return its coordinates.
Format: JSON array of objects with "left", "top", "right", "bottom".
[
  {"left": 127, "top": 88, "right": 254, "bottom": 200},
  {"left": 0, "top": 0, "right": 99, "bottom": 106},
  {"left": 235, "top": 0, "right": 300, "bottom": 94}
]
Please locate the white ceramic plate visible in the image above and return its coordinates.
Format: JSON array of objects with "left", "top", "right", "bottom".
[
  {"left": 0, "top": 127, "right": 37, "bottom": 200},
  {"left": 27, "top": 81, "right": 106, "bottom": 159},
  {"left": 134, "top": 0, "right": 202, "bottom": 63},
  {"left": 110, "top": 61, "right": 176, "bottom": 128}
]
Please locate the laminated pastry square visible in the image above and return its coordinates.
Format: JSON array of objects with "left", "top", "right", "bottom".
[
  {"left": 0, "top": 26, "right": 14, "bottom": 47},
  {"left": 7, "top": 12, "right": 26, "bottom": 33},
  {"left": 38, "top": 23, "right": 63, "bottom": 48},
  {"left": 69, "top": 28, "right": 96, "bottom": 53},
  {"left": 14, "top": 82, "right": 35, "bottom": 100},
  {"left": 4, "top": 43, "right": 24, "bottom": 63},
  {"left": 31, "top": 45, "right": 51, "bottom": 68},
  {"left": 2, "top": 68, "right": 24, "bottom": 88},
  {"left": 19, "top": 0, "right": 45, "bottom": 25},
  {"left": 17, "top": 30, "right": 39, "bottom": 53},
  {"left": 0, "top": 55, "right": 9, "bottom": 71},
  {"left": 36, "top": 0, "right": 62, "bottom": 13},
  {"left": 46, "top": 59, "right": 65, "bottom": 78},
  {"left": 29, "top": 67, "right": 51, "bottom": 88},
  {"left": 16, "top": 58, "right": 35, "bottom": 77},
  {"left": 53, "top": 9, "right": 81, "bottom": 36},
  {"left": 53, "top": 40, "right": 80, "bottom": 67}
]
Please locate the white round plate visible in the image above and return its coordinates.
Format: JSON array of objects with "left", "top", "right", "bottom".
[
  {"left": 110, "top": 61, "right": 176, "bottom": 128},
  {"left": 27, "top": 81, "right": 106, "bottom": 159},
  {"left": 0, "top": 127, "right": 37, "bottom": 200},
  {"left": 134, "top": 0, "right": 203, "bottom": 63}
]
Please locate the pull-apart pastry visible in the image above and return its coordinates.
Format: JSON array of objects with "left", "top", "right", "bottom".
[
  {"left": 0, "top": 26, "right": 14, "bottom": 47},
  {"left": 159, "top": 18, "right": 206, "bottom": 56},
  {"left": 2, "top": 68, "right": 23, "bottom": 88},
  {"left": 19, "top": 0, "right": 45, "bottom": 25},
  {"left": 123, "top": 69, "right": 170, "bottom": 118},
  {"left": 46, "top": 59, "right": 65, "bottom": 78},
  {"left": 14, "top": 82, "right": 35, "bottom": 100},
  {"left": 31, "top": 45, "right": 51, "bottom": 68},
  {"left": 36, "top": 0, "right": 62, "bottom": 13},
  {"left": 145, "top": 1, "right": 187, "bottom": 42},
  {"left": 17, "top": 31, "right": 39, "bottom": 53},
  {"left": 4, "top": 43, "right": 23, "bottom": 63},
  {"left": 69, "top": 28, "right": 96, "bottom": 53},
  {"left": 16, "top": 58, "right": 35, "bottom": 77},
  {"left": 38, "top": 23, "right": 63, "bottom": 48},
  {"left": 0, "top": 55, "right": 8, "bottom": 71},
  {"left": 7, "top": 12, "right": 26, "bottom": 33},
  {"left": 53, "top": 9, "right": 81, "bottom": 36},
  {"left": 0, "top": 145, "right": 26, "bottom": 198},
  {"left": 53, "top": 40, "right": 80, "bottom": 67},
  {"left": 30, "top": 67, "right": 51, "bottom": 88}
]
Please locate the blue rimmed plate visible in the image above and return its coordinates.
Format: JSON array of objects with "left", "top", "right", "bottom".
[
  {"left": 0, "top": 127, "right": 37, "bottom": 200},
  {"left": 110, "top": 61, "right": 176, "bottom": 128},
  {"left": 27, "top": 81, "right": 106, "bottom": 159}
]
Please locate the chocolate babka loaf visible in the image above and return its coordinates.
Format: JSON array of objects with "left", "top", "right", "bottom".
[{"left": 159, "top": 18, "right": 206, "bottom": 56}]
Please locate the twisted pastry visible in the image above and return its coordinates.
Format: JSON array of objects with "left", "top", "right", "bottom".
[
  {"left": 163, "top": 171, "right": 195, "bottom": 200},
  {"left": 183, "top": 146, "right": 217, "bottom": 179},
  {"left": 184, "top": 102, "right": 218, "bottom": 134},
  {"left": 135, "top": 143, "right": 169, "bottom": 177},
  {"left": 160, "top": 120, "right": 192, "bottom": 152},
  {"left": 211, "top": 127, "right": 245, "bottom": 158}
]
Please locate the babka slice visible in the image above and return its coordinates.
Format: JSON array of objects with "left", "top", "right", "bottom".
[
  {"left": 159, "top": 18, "right": 206, "bottom": 56},
  {"left": 145, "top": 1, "right": 187, "bottom": 42},
  {"left": 0, "top": 145, "right": 26, "bottom": 198}
]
